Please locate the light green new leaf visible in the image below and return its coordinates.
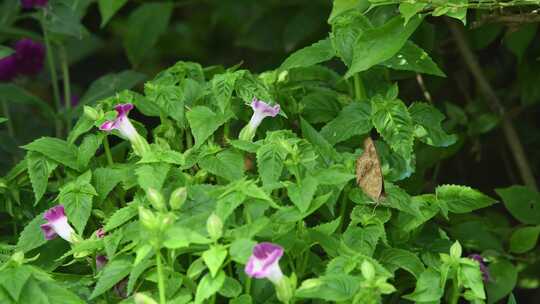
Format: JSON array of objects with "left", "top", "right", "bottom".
[
  {"left": 409, "top": 102, "right": 457, "bottom": 147},
  {"left": 0, "top": 117, "right": 6, "bottom": 124},
  {"left": 163, "top": 225, "right": 211, "bottom": 249},
  {"left": 202, "top": 245, "right": 228, "bottom": 278},
  {"left": 382, "top": 41, "right": 446, "bottom": 77},
  {"left": 459, "top": 262, "right": 486, "bottom": 300},
  {"left": 90, "top": 258, "right": 132, "bottom": 299},
  {"left": 186, "top": 106, "right": 233, "bottom": 148},
  {"left": 26, "top": 152, "right": 58, "bottom": 204},
  {"left": 296, "top": 274, "right": 360, "bottom": 301},
  {"left": 509, "top": 226, "right": 540, "bottom": 254},
  {"left": 279, "top": 38, "right": 335, "bottom": 71},
  {"left": 124, "top": 3, "right": 174, "bottom": 66},
  {"left": 22, "top": 137, "right": 80, "bottom": 170},
  {"left": 371, "top": 97, "right": 414, "bottom": 160},
  {"left": 496, "top": 185, "right": 540, "bottom": 225},
  {"left": 98, "top": 0, "right": 128, "bottom": 27},
  {"left": 345, "top": 15, "right": 422, "bottom": 78},
  {"left": 320, "top": 102, "right": 372, "bottom": 145},
  {"left": 104, "top": 203, "right": 138, "bottom": 232},
  {"left": 135, "top": 163, "right": 171, "bottom": 191},
  {"left": 399, "top": 3, "right": 427, "bottom": 24},
  {"left": 256, "top": 143, "right": 285, "bottom": 186},
  {"left": 403, "top": 268, "right": 444, "bottom": 302},
  {"left": 436, "top": 184, "right": 497, "bottom": 214},
  {"left": 59, "top": 171, "right": 97, "bottom": 234}
]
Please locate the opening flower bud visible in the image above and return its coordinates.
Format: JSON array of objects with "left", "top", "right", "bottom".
[
  {"left": 147, "top": 188, "right": 166, "bottom": 211},
  {"left": 361, "top": 260, "right": 375, "bottom": 281},
  {"left": 169, "top": 187, "right": 187, "bottom": 210},
  {"left": 206, "top": 213, "right": 223, "bottom": 240},
  {"left": 450, "top": 241, "right": 462, "bottom": 259},
  {"left": 139, "top": 207, "right": 159, "bottom": 231}
]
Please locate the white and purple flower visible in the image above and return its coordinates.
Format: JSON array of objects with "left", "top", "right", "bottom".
[
  {"left": 239, "top": 98, "right": 280, "bottom": 141},
  {"left": 40, "top": 205, "right": 75, "bottom": 243},
  {"left": 99, "top": 103, "right": 139, "bottom": 141},
  {"left": 245, "top": 242, "right": 284, "bottom": 284}
]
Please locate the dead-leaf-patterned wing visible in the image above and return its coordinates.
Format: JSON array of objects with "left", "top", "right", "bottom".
[{"left": 356, "top": 136, "right": 384, "bottom": 201}]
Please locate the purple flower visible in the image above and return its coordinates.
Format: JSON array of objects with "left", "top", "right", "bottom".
[
  {"left": 96, "top": 255, "right": 108, "bottom": 271},
  {"left": 114, "top": 278, "right": 128, "bottom": 298},
  {"left": 20, "top": 0, "right": 48, "bottom": 9},
  {"left": 14, "top": 39, "right": 45, "bottom": 75},
  {"left": 245, "top": 242, "right": 284, "bottom": 284},
  {"left": 0, "top": 55, "right": 18, "bottom": 82},
  {"left": 96, "top": 228, "right": 106, "bottom": 238},
  {"left": 99, "top": 103, "right": 139, "bottom": 141},
  {"left": 239, "top": 98, "right": 280, "bottom": 141},
  {"left": 469, "top": 254, "right": 490, "bottom": 282},
  {"left": 40, "top": 205, "right": 75, "bottom": 243}
]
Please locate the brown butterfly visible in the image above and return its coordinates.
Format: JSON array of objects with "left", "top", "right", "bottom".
[{"left": 356, "top": 136, "right": 384, "bottom": 201}]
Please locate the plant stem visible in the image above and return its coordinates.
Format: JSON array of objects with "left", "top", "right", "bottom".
[
  {"left": 59, "top": 45, "right": 72, "bottom": 132},
  {"left": 103, "top": 136, "right": 114, "bottom": 165},
  {"left": 156, "top": 248, "right": 166, "bottom": 304},
  {"left": 40, "top": 13, "right": 63, "bottom": 138},
  {"left": 353, "top": 73, "right": 366, "bottom": 101},
  {"left": 338, "top": 186, "right": 350, "bottom": 233},
  {"left": 448, "top": 20, "right": 538, "bottom": 192},
  {"left": 1, "top": 101, "right": 15, "bottom": 138},
  {"left": 449, "top": 280, "right": 460, "bottom": 304}
]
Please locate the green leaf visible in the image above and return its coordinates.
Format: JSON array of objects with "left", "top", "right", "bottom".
[
  {"left": 93, "top": 166, "right": 127, "bottom": 201},
  {"left": 403, "top": 268, "right": 444, "bottom": 302},
  {"left": 68, "top": 115, "right": 94, "bottom": 144},
  {"left": 496, "top": 186, "right": 540, "bottom": 225},
  {"left": 300, "top": 118, "right": 340, "bottom": 164},
  {"left": 313, "top": 167, "right": 355, "bottom": 185},
  {"left": 234, "top": 71, "right": 274, "bottom": 103},
  {"left": 288, "top": 175, "right": 318, "bottom": 213},
  {"left": 212, "top": 71, "right": 242, "bottom": 113},
  {"left": 98, "top": 0, "right": 128, "bottom": 27},
  {"left": 409, "top": 102, "right": 457, "bottom": 147},
  {"left": 296, "top": 274, "right": 360, "bottom": 301},
  {"left": 202, "top": 245, "right": 228, "bottom": 278},
  {"left": 18, "top": 277, "right": 85, "bottom": 304},
  {"left": 199, "top": 149, "right": 244, "bottom": 182},
  {"left": 0, "top": 84, "right": 55, "bottom": 120},
  {"left": 219, "top": 276, "right": 242, "bottom": 298},
  {"left": 379, "top": 248, "right": 425, "bottom": 279},
  {"left": 26, "top": 151, "right": 58, "bottom": 204},
  {"left": 507, "top": 293, "right": 517, "bottom": 304},
  {"left": 399, "top": 3, "right": 427, "bottom": 24},
  {"left": 320, "top": 102, "right": 372, "bottom": 145},
  {"left": 445, "top": 0, "right": 468, "bottom": 24},
  {"left": 90, "top": 258, "right": 132, "bottom": 299},
  {"left": 436, "top": 184, "right": 497, "bottom": 214},
  {"left": 77, "top": 134, "right": 102, "bottom": 169},
  {"left": 186, "top": 106, "right": 233, "bottom": 148},
  {"left": 124, "top": 3, "right": 173, "bottom": 66},
  {"left": 256, "top": 143, "right": 285, "bottom": 186},
  {"left": 195, "top": 271, "right": 226, "bottom": 304},
  {"left": 301, "top": 90, "right": 342, "bottom": 124},
  {"left": 382, "top": 41, "right": 446, "bottom": 77},
  {"left": 487, "top": 260, "right": 517, "bottom": 304},
  {"left": 509, "top": 226, "right": 540, "bottom": 254},
  {"left": 230, "top": 295, "right": 253, "bottom": 304},
  {"left": 103, "top": 203, "right": 138, "bottom": 232},
  {"left": 328, "top": 0, "right": 369, "bottom": 23},
  {"left": 459, "top": 262, "right": 486, "bottom": 300},
  {"left": 16, "top": 212, "right": 47, "bottom": 253},
  {"left": 279, "top": 38, "right": 335, "bottom": 70},
  {"left": 371, "top": 97, "right": 414, "bottom": 160},
  {"left": 229, "top": 238, "right": 256, "bottom": 264},
  {"left": 0, "top": 266, "right": 31, "bottom": 301},
  {"left": 345, "top": 15, "right": 423, "bottom": 78},
  {"left": 79, "top": 70, "right": 146, "bottom": 105},
  {"left": 330, "top": 9, "right": 373, "bottom": 66},
  {"left": 0, "top": 117, "right": 7, "bottom": 124},
  {"left": 22, "top": 137, "right": 79, "bottom": 170},
  {"left": 135, "top": 163, "right": 171, "bottom": 191},
  {"left": 504, "top": 24, "right": 537, "bottom": 61},
  {"left": 0, "top": 45, "right": 13, "bottom": 59},
  {"left": 163, "top": 225, "right": 211, "bottom": 249},
  {"left": 59, "top": 171, "right": 97, "bottom": 234},
  {"left": 43, "top": 1, "right": 86, "bottom": 39}
]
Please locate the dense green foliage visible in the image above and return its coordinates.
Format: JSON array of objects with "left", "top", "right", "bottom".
[{"left": 1, "top": 0, "right": 540, "bottom": 303}]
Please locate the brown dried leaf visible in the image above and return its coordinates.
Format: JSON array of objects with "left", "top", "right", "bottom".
[{"left": 356, "top": 137, "right": 384, "bottom": 201}]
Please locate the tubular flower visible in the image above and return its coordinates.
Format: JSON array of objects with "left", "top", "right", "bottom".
[
  {"left": 40, "top": 205, "right": 76, "bottom": 243},
  {"left": 96, "top": 255, "right": 108, "bottom": 271},
  {"left": 468, "top": 254, "right": 490, "bottom": 282},
  {"left": 96, "top": 228, "right": 106, "bottom": 238},
  {"left": 99, "top": 103, "right": 150, "bottom": 155},
  {"left": 0, "top": 55, "right": 18, "bottom": 82},
  {"left": 14, "top": 38, "right": 45, "bottom": 75},
  {"left": 20, "top": 0, "right": 48, "bottom": 9},
  {"left": 239, "top": 98, "right": 280, "bottom": 141}
]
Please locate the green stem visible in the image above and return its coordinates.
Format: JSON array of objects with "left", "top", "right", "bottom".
[
  {"left": 156, "top": 248, "right": 166, "bottom": 304},
  {"left": 338, "top": 186, "right": 350, "bottom": 233},
  {"left": 186, "top": 127, "right": 193, "bottom": 149},
  {"left": 103, "top": 136, "right": 114, "bottom": 165},
  {"left": 449, "top": 280, "right": 460, "bottom": 304},
  {"left": 1, "top": 101, "right": 15, "bottom": 138},
  {"left": 40, "top": 13, "right": 63, "bottom": 138},
  {"left": 59, "top": 46, "right": 72, "bottom": 132},
  {"left": 353, "top": 73, "right": 366, "bottom": 101}
]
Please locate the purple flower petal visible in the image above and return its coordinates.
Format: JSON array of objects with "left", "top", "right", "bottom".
[
  {"left": 43, "top": 205, "right": 66, "bottom": 222},
  {"left": 99, "top": 121, "right": 115, "bottom": 131},
  {"left": 42, "top": 205, "right": 75, "bottom": 243},
  {"left": 40, "top": 223, "right": 57, "bottom": 240},
  {"left": 245, "top": 242, "right": 284, "bottom": 283},
  {"left": 114, "top": 103, "right": 133, "bottom": 117},
  {"left": 14, "top": 38, "right": 45, "bottom": 75},
  {"left": 0, "top": 55, "right": 18, "bottom": 82},
  {"left": 96, "top": 255, "right": 108, "bottom": 271},
  {"left": 96, "top": 228, "right": 106, "bottom": 238},
  {"left": 251, "top": 98, "right": 280, "bottom": 117}
]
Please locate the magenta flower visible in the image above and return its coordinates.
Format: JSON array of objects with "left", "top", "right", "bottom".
[
  {"left": 239, "top": 98, "right": 280, "bottom": 141},
  {"left": 245, "top": 242, "right": 284, "bottom": 284},
  {"left": 96, "top": 228, "right": 106, "bottom": 238},
  {"left": 14, "top": 39, "right": 45, "bottom": 75},
  {"left": 20, "top": 0, "right": 48, "bottom": 9},
  {"left": 40, "top": 205, "right": 75, "bottom": 243},
  {"left": 99, "top": 104, "right": 139, "bottom": 141},
  {"left": 468, "top": 254, "right": 490, "bottom": 282},
  {"left": 0, "top": 55, "right": 18, "bottom": 82},
  {"left": 96, "top": 255, "right": 108, "bottom": 271}
]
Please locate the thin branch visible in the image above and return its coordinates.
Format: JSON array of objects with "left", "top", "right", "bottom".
[{"left": 447, "top": 19, "right": 538, "bottom": 191}]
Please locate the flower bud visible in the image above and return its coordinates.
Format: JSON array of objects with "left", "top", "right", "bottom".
[
  {"left": 83, "top": 106, "right": 99, "bottom": 120},
  {"left": 169, "top": 187, "right": 187, "bottom": 210},
  {"left": 147, "top": 188, "right": 166, "bottom": 211},
  {"left": 450, "top": 241, "right": 462, "bottom": 259},
  {"left": 139, "top": 207, "right": 159, "bottom": 231},
  {"left": 11, "top": 251, "right": 24, "bottom": 265},
  {"left": 134, "top": 293, "right": 158, "bottom": 304},
  {"left": 275, "top": 276, "right": 294, "bottom": 304},
  {"left": 361, "top": 260, "right": 375, "bottom": 281},
  {"left": 206, "top": 213, "right": 223, "bottom": 240}
]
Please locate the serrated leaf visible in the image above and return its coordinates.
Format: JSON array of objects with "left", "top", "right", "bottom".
[
  {"left": 22, "top": 137, "right": 80, "bottom": 170},
  {"left": 77, "top": 134, "right": 102, "bottom": 169},
  {"left": 399, "top": 3, "right": 427, "bottom": 24},
  {"left": 90, "top": 258, "right": 132, "bottom": 299},
  {"left": 279, "top": 38, "right": 335, "bottom": 70},
  {"left": 403, "top": 268, "right": 444, "bottom": 302},
  {"left": 330, "top": 9, "right": 373, "bottom": 66},
  {"left": 135, "top": 163, "right": 171, "bottom": 191},
  {"left": 186, "top": 106, "right": 233, "bottom": 148},
  {"left": 409, "top": 102, "right": 457, "bottom": 147},
  {"left": 202, "top": 245, "right": 228, "bottom": 278},
  {"left": 0, "top": 266, "right": 31, "bottom": 301},
  {"left": 199, "top": 149, "right": 244, "bottom": 182},
  {"left": 93, "top": 166, "right": 127, "bottom": 201},
  {"left": 26, "top": 151, "right": 58, "bottom": 204},
  {"left": 382, "top": 41, "right": 446, "bottom": 77},
  {"left": 59, "top": 171, "right": 97, "bottom": 234},
  {"left": 104, "top": 204, "right": 139, "bottom": 232},
  {"left": 380, "top": 248, "right": 425, "bottom": 279},
  {"left": 256, "top": 143, "right": 285, "bottom": 186},
  {"left": 320, "top": 102, "right": 372, "bottom": 145},
  {"left": 371, "top": 97, "right": 414, "bottom": 160},
  {"left": 436, "top": 185, "right": 497, "bottom": 214},
  {"left": 296, "top": 274, "right": 360, "bottom": 301},
  {"left": 212, "top": 71, "right": 242, "bottom": 112},
  {"left": 16, "top": 212, "right": 47, "bottom": 253},
  {"left": 288, "top": 175, "right": 318, "bottom": 213}
]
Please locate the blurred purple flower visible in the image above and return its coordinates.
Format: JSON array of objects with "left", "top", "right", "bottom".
[
  {"left": 14, "top": 38, "right": 45, "bottom": 75},
  {"left": 40, "top": 205, "right": 75, "bottom": 243},
  {"left": 20, "top": 0, "right": 48, "bottom": 9},
  {"left": 99, "top": 103, "right": 138, "bottom": 141},
  {"left": 0, "top": 55, "right": 18, "bottom": 82},
  {"left": 468, "top": 254, "right": 490, "bottom": 282},
  {"left": 96, "top": 227, "right": 106, "bottom": 238},
  {"left": 96, "top": 255, "right": 108, "bottom": 271},
  {"left": 245, "top": 242, "right": 284, "bottom": 284}
]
